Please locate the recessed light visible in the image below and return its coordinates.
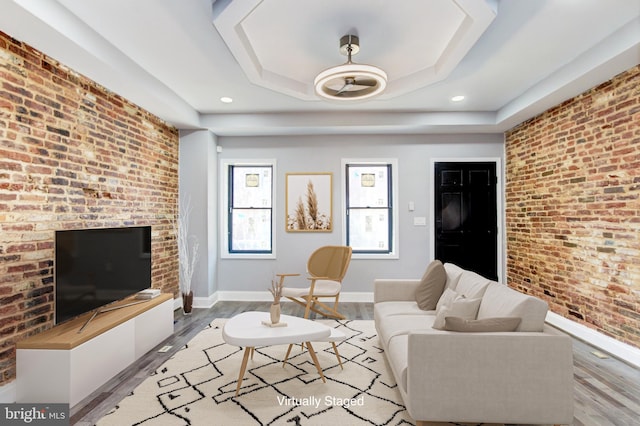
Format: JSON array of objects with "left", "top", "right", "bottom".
[
  {"left": 220, "top": 97, "right": 233, "bottom": 103},
  {"left": 451, "top": 95, "right": 465, "bottom": 102}
]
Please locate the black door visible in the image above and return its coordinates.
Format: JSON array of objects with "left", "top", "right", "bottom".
[{"left": 434, "top": 162, "right": 498, "bottom": 280}]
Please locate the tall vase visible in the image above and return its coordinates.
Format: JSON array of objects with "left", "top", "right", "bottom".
[
  {"left": 182, "top": 291, "right": 193, "bottom": 315},
  {"left": 270, "top": 303, "right": 281, "bottom": 324}
]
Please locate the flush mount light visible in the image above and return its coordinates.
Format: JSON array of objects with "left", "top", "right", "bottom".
[
  {"left": 451, "top": 95, "right": 465, "bottom": 102},
  {"left": 314, "top": 35, "right": 387, "bottom": 102},
  {"left": 220, "top": 96, "right": 233, "bottom": 103}
]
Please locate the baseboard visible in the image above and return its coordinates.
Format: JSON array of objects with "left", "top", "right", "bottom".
[
  {"left": 333, "top": 292, "right": 374, "bottom": 303},
  {"left": 193, "top": 293, "right": 218, "bottom": 309},
  {"left": 546, "top": 311, "right": 640, "bottom": 368},
  {"left": 0, "top": 380, "right": 16, "bottom": 403},
  {"left": 173, "top": 293, "right": 219, "bottom": 310},
  {"left": 214, "top": 291, "right": 374, "bottom": 303}
]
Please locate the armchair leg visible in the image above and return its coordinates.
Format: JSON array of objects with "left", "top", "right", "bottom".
[
  {"left": 307, "top": 298, "right": 345, "bottom": 320},
  {"left": 303, "top": 297, "right": 313, "bottom": 318},
  {"left": 332, "top": 295, "right": 340, "bottom": 314},
  {"left": 286, "top": 295, "right": 345, "bottom": 320}
]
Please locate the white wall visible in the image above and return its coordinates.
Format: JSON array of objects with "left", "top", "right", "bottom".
[
  {"left": 178, "top": 130, "right": 218, "bottom": 302},
  {"left": 213, "top": 133, "right": 504, "bottom": 297}
]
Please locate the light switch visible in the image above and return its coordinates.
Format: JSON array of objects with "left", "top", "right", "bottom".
[{"left": 408, "top": 201, "right": 415, "bottom": 211}]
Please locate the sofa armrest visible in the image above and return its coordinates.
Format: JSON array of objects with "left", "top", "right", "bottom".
[
  {"left": 374, "top": 279, "right": 421, "bottom": 303},
  {"left": 406, "top": 330, "right": 574, "bottom": 424}
]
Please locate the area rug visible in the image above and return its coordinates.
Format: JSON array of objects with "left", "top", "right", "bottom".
[{"left": 97, "top": 319, "right": 414, "bottom": 425}]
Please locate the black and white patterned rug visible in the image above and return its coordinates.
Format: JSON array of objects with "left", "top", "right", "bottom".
[{"left": 97, "top": 319, "right": 413, "bottom": 425}]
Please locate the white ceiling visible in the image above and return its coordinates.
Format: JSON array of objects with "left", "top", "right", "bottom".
[
  {"left": 211, "top": 0, "right": 497, "bottom": 101},
  {"left": 1, "top": 0, "right": 639, "bottom": 136}
]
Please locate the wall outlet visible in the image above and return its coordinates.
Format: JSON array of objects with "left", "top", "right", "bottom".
[{"left": 413, "top": 217, "right": 427, "bottom": 226}]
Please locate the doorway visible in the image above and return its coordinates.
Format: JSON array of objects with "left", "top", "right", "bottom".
[{"left": 433, "top": 161, "right": 499, "bottom": 281}]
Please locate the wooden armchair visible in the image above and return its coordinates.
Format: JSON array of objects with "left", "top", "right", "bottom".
[{"left": 279, "top": 245, "right": 352, "bottom": 319}]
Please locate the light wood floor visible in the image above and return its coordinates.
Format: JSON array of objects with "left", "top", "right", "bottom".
[{"left": 71, "top": 302, "right": 640, "bottom": 426}]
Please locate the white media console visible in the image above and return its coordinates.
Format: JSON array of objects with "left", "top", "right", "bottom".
[{"left": 16, "top": 293, "right": 173, "bottom": 407}]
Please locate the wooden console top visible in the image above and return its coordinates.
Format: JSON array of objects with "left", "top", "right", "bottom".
[{"left": 17, "top": 293, "right": 173, "bottom": 350}]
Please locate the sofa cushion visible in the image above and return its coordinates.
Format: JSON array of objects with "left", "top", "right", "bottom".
[
  {"left": 435, "top": 287, "right": 458, "bottom": 311},
  {"left": 444, "top": 316, "right": 522, "bottom": 332},
  {"left": 454, "top": 269, "right": 492, "bottom": 299},
  {"left": 443, "top": 263, "right": 465, "bottom": 290},
  {"left": 477, "top": 282, "right": 548, "bottom": 332},
  {"left": 374, "top": 301, "right": 435, "bottom": 321},
  {"left": 415, "top": 260, "right": 447, "bottom": 310},
  {"left": 432, "top": 296, "right": 482, "bottom": 330},
  {"left": 377, "top": 314, "right": 437, "bottom": 348}
]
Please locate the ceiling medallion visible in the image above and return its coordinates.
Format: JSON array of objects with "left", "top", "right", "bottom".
[{"left": 314, "top": 34, "right": 387, "bottom": 101}]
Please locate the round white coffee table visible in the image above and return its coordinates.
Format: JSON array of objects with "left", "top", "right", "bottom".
[{"left": 222, "top": 311, "right": 332, "bottom": 396}]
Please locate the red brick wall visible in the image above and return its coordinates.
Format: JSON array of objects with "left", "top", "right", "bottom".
[
  {"left": 0, "top": 31, "right": 179, "bottom": 385},
  {"left": 505, "top": 65, "right": 640, "bottom": 349}
]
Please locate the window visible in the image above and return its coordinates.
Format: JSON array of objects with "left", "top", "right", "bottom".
[
  {"left": 225, "top": 163, "right": 274, "bottom": 255},
  {"left": 345, "top": 161, "right": 396, "bottom": 255}
]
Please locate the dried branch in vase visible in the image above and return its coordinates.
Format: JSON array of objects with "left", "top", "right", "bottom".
[
  {"left": 173, "top": 195, "right": 199, "bottom": 295},
  {"left": 269, "top": 279, "right": 283, "bottom": 304}
]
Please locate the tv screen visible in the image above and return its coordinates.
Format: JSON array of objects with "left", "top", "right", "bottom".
[{"left": 55, "top": 226, "right": 152, "bottom": 324}]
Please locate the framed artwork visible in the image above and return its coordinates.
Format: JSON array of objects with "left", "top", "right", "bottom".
[{"left": 286, "top": 172, "right": 332, "bottom": 232}]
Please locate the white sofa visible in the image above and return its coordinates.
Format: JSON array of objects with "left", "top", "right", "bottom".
[{"left": 374, "top": 262, "right": 574, "bottom": 425}]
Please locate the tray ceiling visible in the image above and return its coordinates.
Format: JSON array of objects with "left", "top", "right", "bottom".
[{"left": 0, "top": 0, "right": 638, "bottom": 136}]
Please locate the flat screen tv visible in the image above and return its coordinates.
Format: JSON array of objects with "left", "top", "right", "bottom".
[{"left": 55, "top": 226, "right": 152, "bottom": 325}]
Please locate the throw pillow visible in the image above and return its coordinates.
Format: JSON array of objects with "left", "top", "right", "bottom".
[
  {"left": 432, "top": 296, "right": 482, "bottom": 330},
  {"left": 435, "top": 287, "right": 458, "bottom": 311},
  {"left": 444, "top": 316, "right": 522, "bottom": 332},
  {"left": 415, "top": 260, "right": 447, "bottom": 310}
]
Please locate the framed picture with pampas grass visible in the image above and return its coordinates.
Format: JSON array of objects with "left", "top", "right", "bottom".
[{"left": 285, "top": 172, "right": 332, "bottom": 232}]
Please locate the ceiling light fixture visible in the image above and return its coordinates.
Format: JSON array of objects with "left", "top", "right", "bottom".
[
  {"left": 314, "top": 35, "right": 387, "bottom": 102},
  {"left": 220, "top": 96, "right": 233, "bottom": 103},
  {"left": 451, "top": 95, "right": 465, "bottom": 102}
]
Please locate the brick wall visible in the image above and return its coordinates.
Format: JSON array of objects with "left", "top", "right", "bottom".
[
  {"left": 505, "top": 65, "right": 640, "bottom": 349},
  {"left": 0, "top": 31, "right": 179, "bottom": 385}
]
